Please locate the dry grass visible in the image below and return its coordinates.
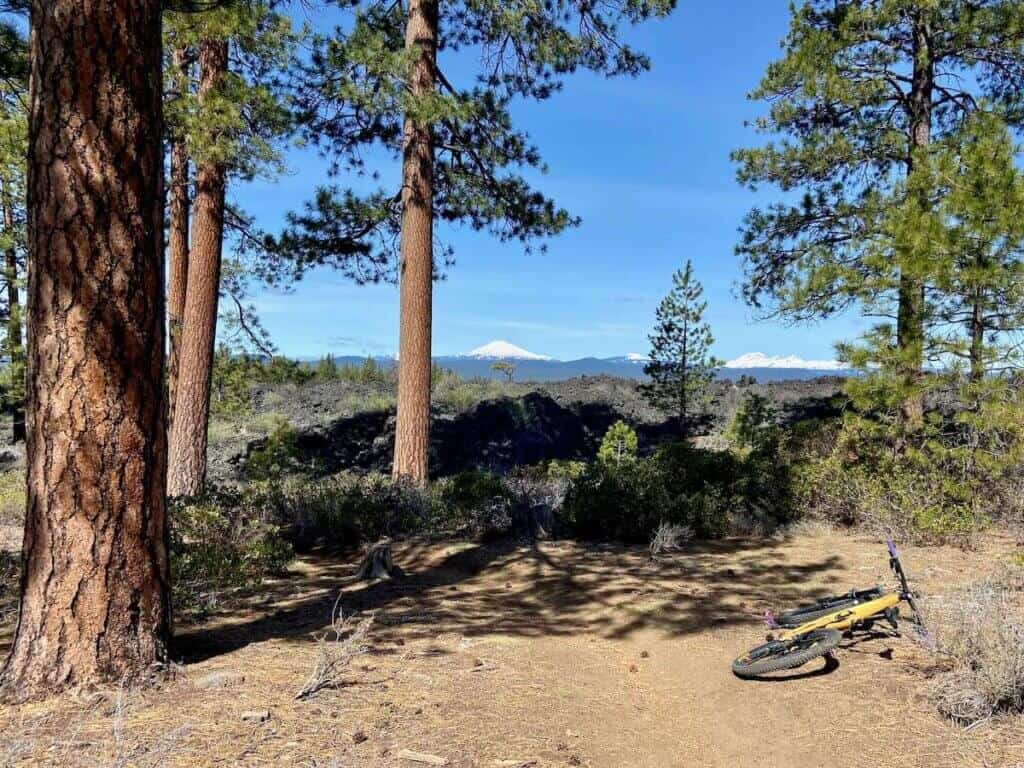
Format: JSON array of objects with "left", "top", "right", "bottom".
[
  {"left": 294, "top": 595, "right": 374, "bottom": 701},
  {"left": 921, "top": 564, "right": 1024, "bottom": 724},
  {"left": 649, "top": 522, "right": 693, "bottom": 558}
]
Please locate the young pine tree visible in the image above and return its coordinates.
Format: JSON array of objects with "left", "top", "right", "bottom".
[
  {"left": 931, "top": 112, "right": 1024, "bottom": 382},
  {"left": 642, "top": 262, "right": 721, "bottom": 438},
  {"left": 735, "top": 0, "right": 1024, "bottom": 432},
  {"left": 164, "top": 3, "right": 299, "bottom": 497}
]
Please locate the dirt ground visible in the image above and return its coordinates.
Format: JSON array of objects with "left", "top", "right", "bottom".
[{"left": 1, "top": 531, "right": 1022, "bottom": 768}]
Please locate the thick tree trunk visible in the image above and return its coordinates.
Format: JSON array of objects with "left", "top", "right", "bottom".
[
  {"left": 167, "top": 39, "right": 228, "bottom": 498},
  {"left": 898, "top": 13, "right": 934, "bottom": 432},
  {"left": 167, "top": 46, "right": 191, "bottom": 430},
  {"left": 392, "top": 0, "right": 438, "bottom": 485},
  {"left": 1, "top": 184, "right": 24, "bottom": 443},
  {"left": 1, "top": 0, "right": 170, "bottom": 699}
]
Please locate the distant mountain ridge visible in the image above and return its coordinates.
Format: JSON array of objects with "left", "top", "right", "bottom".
[{"left": 308, "top": 342, "right": 853, "bottom": 382}]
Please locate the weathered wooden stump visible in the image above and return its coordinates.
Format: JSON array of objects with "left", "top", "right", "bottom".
[{"left": 355, "top": 541, "right": 404, "bottom": 581}]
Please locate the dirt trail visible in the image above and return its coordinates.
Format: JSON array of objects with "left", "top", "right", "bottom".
[{"left": 1, "top": 532, "right": 1022, "bottom": 767}]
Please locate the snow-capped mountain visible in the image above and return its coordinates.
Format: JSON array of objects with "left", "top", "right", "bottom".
[
  {"left": 316, "top": 344, "right": 853, "bottom": 382},
  {"left": 603, "top": 353, "right": 648, "bottom": 364},
  {"left": 724, "top": 352, "right": 846, "bottom": 371},
  {"left": 464, "top": 340, "right": 552, "bottom": 361}
]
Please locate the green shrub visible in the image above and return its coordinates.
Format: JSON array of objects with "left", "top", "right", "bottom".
[
  {"left": 433, "top": 471, "right": 513, "bottom": 538},
  {"left": 0, "top": 470, "right": 24, "bottom": 526},
  {"left": 170, "top": 491, "right": 292, "bottom": 612},
  {"left": 562, "top": 458, "right": 671, "bottom": 543},
  {"left": 242, "top": 418, "right": 301, "bottom": 481},
  {"left": 786, "top": 401, "right": 1010, "bottom": 543},
  {"left": 247, "top": 472, "right": 431, "bottom": 550},
  {"left": 564, "top": 439, "right": 794, "bottom": 543},
  {"left": 432, "top": 375, "right": 511, "bottom": 413},
  {"left": 597, "top": 421, "right": 638, "bottom": 467},
  {"left": 539, "top": 458, "right": 587, "bottom": 482},
  {"left": 337, "top": 356, "right": 392, "bottom": 385},
  {"left": 726, "top": 392, "right": 779, "bottom": 454}
]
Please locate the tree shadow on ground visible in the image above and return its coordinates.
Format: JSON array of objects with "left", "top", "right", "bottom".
[{"left": 176, "top": 536, "right": 845, "bottom": 665}]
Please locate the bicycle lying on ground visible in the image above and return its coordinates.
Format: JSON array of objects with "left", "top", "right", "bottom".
[{"left": 732, "top": 541, "right": 926, "bottom": 679}]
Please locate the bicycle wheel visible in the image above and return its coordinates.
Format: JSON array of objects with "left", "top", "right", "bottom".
[
  {"left": 732, "top": 629, "right": 841, "bottom": 678},
  {"left": 774, "top": 589, "right": 882, "bottom": 628}
]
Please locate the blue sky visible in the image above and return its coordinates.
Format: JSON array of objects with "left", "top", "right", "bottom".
[{"left": 235, "top": 1, "right": 868, "bottom": 361}]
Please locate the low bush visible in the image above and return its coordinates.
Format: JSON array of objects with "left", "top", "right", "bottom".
[
  {"left": 922, "top": 565, "right": 1024, "bottom": 724},
  {"left": 432, "top": 374, "right": 514, "bottom": 414},
  {"left": 789, "top": 373, "right": 1024, "bottom": 543},
  {"left": 563, "top": 429, "right": 796, "bottom": 543},
  {"left": 170, "top": 491, "right": 293, "bottom": 613},
  {"left": 245, "top": 469, "right": 526, "bottom": 547},
  {"left": 0, "top": 470, "right": 24, "bottom": 527},
  {"left": 788, "top": 407, "right": 1004, "bottom": 543},
  {"left": 242, "top": 418, "right": 302, "bottom": 481},
  {"left": 247, "top": 472, "right": 431, "bottom": 550},
  {"left": 433, "top": 470, "right": 513, "bottom": 539},
  {"left": 506, "top": 460, "right": 587, "bottom": 537}
]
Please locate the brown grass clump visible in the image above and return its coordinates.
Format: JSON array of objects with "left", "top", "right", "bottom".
[
  {"left": 648, "top": 522, "right": 692, "bottom": 558},
  {"left": 294, "top": 595, "right": 373, "bottom": 701},
  {"left": 922, "top": 565, "right": 1024, "bottom": 724}
]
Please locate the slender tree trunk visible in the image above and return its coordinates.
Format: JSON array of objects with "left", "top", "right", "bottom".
[
  {"left": 969, "top": 287, "right": 985, "bottom": 383},
  {"left": 392, "top": 0, "right": 438, "bottom": 484},
  {"left": 679, "top": 318, "right": 688, "bottom": 439},
  {"left": 1, "top": 0, "right": 170, "bottom": 699},
  {"left": 898, "top": 12, "right": 934, "bottom": 432},
  {"left": 167, "top": 39, "right": 228, "bottom": 498},
  {"left": 1, "top": 182, "right": 24, "bottom": 443},
  {"left": 167, "top": 46, "right": 191, "bottom": 430}
]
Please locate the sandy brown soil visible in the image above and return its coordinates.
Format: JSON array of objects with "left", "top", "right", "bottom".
[{"left": 1, "top": 532, "right": 1022, "bottom": 767}]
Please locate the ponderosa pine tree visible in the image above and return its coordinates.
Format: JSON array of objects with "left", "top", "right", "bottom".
[
  {"left": 165, "top": 4, "right": 297, "bottom": 497},
  {"left": 931, "top": 112, "right": 1024, "bottom": 381},
  {"left": 1, "top": 0, "right": 170, "bottom": 697},
  {"left": 167, "top": 36, "right": 230, "bottom": 498},
  {"left": 166, "top": 44, "right": 191, "bottom": 429},
  {"left": 735, "top": 0, "right": 1024, "bottom": 432},
  {"left": 641, "top": 261, "right": 720, "bottom": 438},
  {"left": 297, "top": 0, "right": 677, "bottom": 483}
]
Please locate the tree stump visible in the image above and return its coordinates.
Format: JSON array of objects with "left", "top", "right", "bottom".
[{"left": 355, "top": 541, "right": 404, "bottom": 581}]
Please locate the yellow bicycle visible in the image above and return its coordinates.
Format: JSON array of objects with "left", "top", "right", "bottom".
[{"left": 732, "top": 541, "right": 924, "bottom": 678}]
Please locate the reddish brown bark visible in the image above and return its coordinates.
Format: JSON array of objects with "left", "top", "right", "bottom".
[
  {"left": 1, "top": 0, "right": 170, "bottom": 699},
  {"left": 166, "top": 38, "right": 228, "bottom": 498},
  {"left": 167, "top": 46, "right": 191, "bottom": 430},
  {"left": 897, "top": 11, "right": 933, "bottom": 432},
  {"left": 392, "top": 0, "right": 438, "bottom": 485}
]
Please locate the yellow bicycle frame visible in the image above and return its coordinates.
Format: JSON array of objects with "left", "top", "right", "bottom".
[{"left": 778, "top": 590, "right": 902, "bottom": 641}]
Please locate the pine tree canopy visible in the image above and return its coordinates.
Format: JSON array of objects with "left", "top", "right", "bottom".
[
  {"left": 286, "top": 0, "right": 676, "bottom": 267},
  {"left": 734, "top": 0, "right": 1024, "bottom": 324}
]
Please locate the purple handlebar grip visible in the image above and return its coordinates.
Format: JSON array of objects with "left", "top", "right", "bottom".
[{"left": 887, "top": 540, "right": 898, "bottom": 558}]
